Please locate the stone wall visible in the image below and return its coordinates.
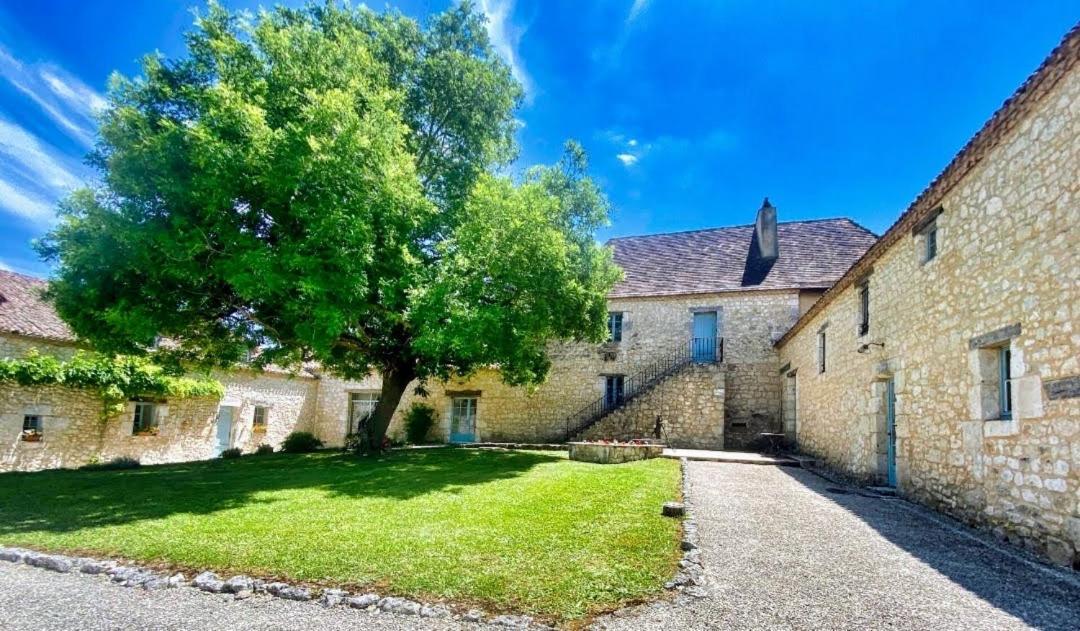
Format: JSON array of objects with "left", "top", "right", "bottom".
[
  {"left": 777, "top": 60, "right": 1080, "bottom": 566},
  {"left": 313, "top": 290, "right": 799, "bottom": 447},
  {"left": 579, "top": 363, "right": 726, "bottom": 449},
  {"left": 1, "top": 335, "right": 323, "bottom": 471}
]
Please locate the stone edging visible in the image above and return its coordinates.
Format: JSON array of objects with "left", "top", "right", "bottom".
[
  {"left": 663, "top": 458, "right": 706, "bottom": 599},
  {"left": 0, "top": 546, "right": 547, "bottom": 629}
]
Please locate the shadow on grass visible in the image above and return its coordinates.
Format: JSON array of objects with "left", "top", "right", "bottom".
[
  {"left": 0, "top": 448, "right": 562, "bottom": 535},
  {"left": 775, "top": 465, "right": 1080, "bottom": 631}
]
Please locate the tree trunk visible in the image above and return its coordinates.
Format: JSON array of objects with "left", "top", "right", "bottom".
[{"left": 364, "top": 362, "right": 415, "bottom": 452}]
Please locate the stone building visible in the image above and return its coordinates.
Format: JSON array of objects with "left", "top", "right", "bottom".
[{"left": 776, "top": 26, "right": 1080, "bottom": 567}]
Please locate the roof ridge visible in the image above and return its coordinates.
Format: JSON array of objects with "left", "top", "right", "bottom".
[
  {"left": 0, "top": 268, "right": 46, "bottom": 284},
  {"left": 607, "top": 216, "right": 864, "bottom": 242}
]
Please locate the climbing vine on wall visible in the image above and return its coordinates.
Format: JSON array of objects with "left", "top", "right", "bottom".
[{"left": 0, "top": 351, "right": 224, "bottom": 417}]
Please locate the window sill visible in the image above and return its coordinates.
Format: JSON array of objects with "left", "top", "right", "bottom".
[
  {"left": 983, "top": 418, "right": 1019, "bottom": 437},
  {"left": 252, "top": 427, "right": 267, "bottom": 434},
  {"left": 132, "top": 431, "right": 160, "bottom": 438}
]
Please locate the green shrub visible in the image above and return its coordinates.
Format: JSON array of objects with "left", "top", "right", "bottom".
[
  {"left": 254, "top": 443, "right": 274, "bottom": 455},
  {"left": 80, "top": 456, "right": 141, "bottom": 471},
  {"left": 282, "top": 431, "right": 323, "bottom": 453},
  {"left": 220, "top": 447, "right": 242, "bottom": 459},
  {"left": 404, "top": 404, "right": 436, "bottom": 444}
]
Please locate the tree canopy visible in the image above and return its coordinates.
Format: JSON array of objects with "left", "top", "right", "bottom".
[{"left": 38, "top": 0, "right": 621, "bottom": 445}]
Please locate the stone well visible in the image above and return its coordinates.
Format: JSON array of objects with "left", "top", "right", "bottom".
[{"left": 568, "top": 441, "right": 664, "bottom": 464}]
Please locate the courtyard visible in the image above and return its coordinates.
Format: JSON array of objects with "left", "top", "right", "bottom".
[
  {"left": 0, "top": 448, "right": 682, "bottom": 622},
  {"left": 2, "top": 455, "right": 1077, "bottom": 629}
]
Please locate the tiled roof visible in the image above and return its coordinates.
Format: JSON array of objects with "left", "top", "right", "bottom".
[
  {"left": 0, "top": 270, "right": 76, "bottom": 343},
  {"left": 608, "top": 218, "right": 878, "bottom": 298},
  {"left": 776, "top": 22, "right": 1080, "bottom": 347}
]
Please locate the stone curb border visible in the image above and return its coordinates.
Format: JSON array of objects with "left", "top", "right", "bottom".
[
  {"left": 663, "top": 457, "right": 706, "bottom": 599},
  {"left": 0, "top": 547, "right": 548, "bottom": 630}
]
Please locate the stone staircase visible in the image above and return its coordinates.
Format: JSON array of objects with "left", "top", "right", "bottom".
[{"left": 561, "top": 337, "right": 723, "bottom": 442}]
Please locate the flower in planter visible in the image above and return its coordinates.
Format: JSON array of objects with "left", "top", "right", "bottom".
[{"left": 21, "top": 430, "right": 43, "bottom": 442}]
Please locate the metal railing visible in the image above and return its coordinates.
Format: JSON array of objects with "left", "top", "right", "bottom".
[{"left": 561, "top": 337, "right": 723, "bottom": 441}]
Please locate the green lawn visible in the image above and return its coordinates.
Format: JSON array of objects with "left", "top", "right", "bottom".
[{"left": 0, "top": 448, "right": 681, "bottom": 621}]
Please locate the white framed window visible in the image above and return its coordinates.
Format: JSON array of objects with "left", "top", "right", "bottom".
[
  {"left": 348, "top": 392, "right": 379, "bottom": 435},
  {"left": 607, "top": 312, "right": 624, "bottom": 342},
  {"left": 253, "top": 405, "right": 269, "bottom": 431},
  {"left": 132, "top": 401, "right": 159, "bottom": 435}
]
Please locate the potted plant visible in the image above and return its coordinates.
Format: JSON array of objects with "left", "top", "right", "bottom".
[{"left": 20, "top": 429, "right": 42, "bottom": 442}]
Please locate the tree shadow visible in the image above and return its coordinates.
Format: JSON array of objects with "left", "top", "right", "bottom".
[
  {"left": 0, "top": 448, "right": 563, "bottom": 535},
  {"left": 774, "top": 465, "right": 1079, "bottom": 630}
]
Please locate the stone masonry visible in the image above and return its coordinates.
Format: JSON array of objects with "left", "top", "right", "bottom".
[{"left": 777, "top": 30, "right": 1080, "bottom": 567}]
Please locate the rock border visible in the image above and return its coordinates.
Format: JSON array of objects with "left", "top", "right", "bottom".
[
  {"left": 0, "top": 546, "right": 548, "bottom": 629},
  {"left": 663, "top": 457, "right": 707, "bottom": 599}
]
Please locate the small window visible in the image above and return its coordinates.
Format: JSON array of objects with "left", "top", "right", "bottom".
[
  {"left": 857, "top": 282, "right": 870, "bottom": 336},
  {"left": 923, "top": 222, "right": 938, "bottom": 263},
  {"left": 607, "top": 312, "right": 624, "bottom": 342},
  {"left": 252, "top": 406, "right": 269, "bottom": 431},
  {"left": 817, "top": 330, "right": 827, "bottom": 374},
  {"left": 604, "top": 375, "right": 625, "bottom": 408},
  {"left": 132, "top": 402, "right": 159, "bottom": 435},
  {"left": 348, "top": 392, "right": 379, "bottom": 435},
  {"left": 22, "top": 414, "right": 42, "bottom": 441},
  {"left": 998, "top": 347, "right": 1012, "bottom": 420}
]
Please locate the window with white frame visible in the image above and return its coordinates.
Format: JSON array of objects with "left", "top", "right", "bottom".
[
  {"left": 132, "top": 401, "right": 159, "bottom": 435},
  {"left": 348, "top": 392, "right": 379, "bottom": 435},
  {"left": 253, "top": 405, "right": 269, "bottom": 431}
]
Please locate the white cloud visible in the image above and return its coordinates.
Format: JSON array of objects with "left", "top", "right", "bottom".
[
  {"left": 0, "top": 118, "right": 82, "bottom": 190},
  {"left": 626, "top": 0, "right": 652, "bottom": 24},
  {"left": 627, "top": 138, "right": 638, "bottom": 147},
  {"left": 0, "top": 44, "right": 103, "bottom": 147},
  {"left": 0, "top": 175, "right": 56, "bottom": 224},
  {"left": 480, "top": 0, "right": 534, "bottom": 102},
  {"left": 0, "top": 259, "right": 11, "bottom": 271},
  {"left": 616, "top": 153, "right": 638, "bottom": 166}
]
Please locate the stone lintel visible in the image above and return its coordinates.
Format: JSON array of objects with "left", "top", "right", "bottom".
[{"left": 968, "top": 323, "right": 1021, "bottom": 350}]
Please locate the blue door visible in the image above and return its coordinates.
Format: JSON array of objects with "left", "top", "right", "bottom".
[
  {"left": 215, "top": 406, "right": 234, "bottom": 456},
  {"left": 449, "top": 397, "right": 477, "bottom": 443},
  {"left": 692, "top": 311, "right": 717, "bottom": 362},
  {"left": 885, "top": 379, "right": 897, "bottom": 487}
]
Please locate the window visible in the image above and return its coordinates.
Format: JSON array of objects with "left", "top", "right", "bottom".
[
  {"left": 348, "top": 392, "right": 379, "bottom": 435},
  {"left": 252, "top": 406, "right": 269, "bottom": 431},
  {"left": 925, "top": 223, "right": 938, "bottom": 262},
  {"left": 817, "top": 330, "right": 827, "bottom": 374},
  {"left": 22, "top": 414, "right": 42, "bottom": 441},
  {"left": 604, "top": 375, "right": 625, "bottom": 408},
  {"left": 607, "top": 312, "right": 624, "bottom": 342},
  {"left": 132, "top": 402, "right": 159, "bottom": 435},
  {"left": 998, "top": 347, "right": 1012, "bottom": 420},
  {"left": 857, "top": 282, "right": 870, "bottom": 336}
]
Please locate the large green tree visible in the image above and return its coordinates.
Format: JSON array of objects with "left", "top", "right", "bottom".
[{"left": 38, "top": 1, "right": 620, "bottom": 448}]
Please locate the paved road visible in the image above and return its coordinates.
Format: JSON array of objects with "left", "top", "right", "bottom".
[
  {"left": 1, "top": 461, "right": 1077, "bottom": 630},
  {"left": 595, "top": 461, "right": 1080, "bottom": 630}
]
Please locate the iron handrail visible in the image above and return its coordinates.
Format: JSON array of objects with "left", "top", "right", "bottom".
[{"left": 561, "top": 337, "right": 723, "bottom": 441}]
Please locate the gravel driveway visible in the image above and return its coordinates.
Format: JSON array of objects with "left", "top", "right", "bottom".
[
  {"left": 1, "top": 461, "right": 1077, "bottom": 630},
  {"left": 594, "top": 461, "right": 1080, "bottom": 630}
]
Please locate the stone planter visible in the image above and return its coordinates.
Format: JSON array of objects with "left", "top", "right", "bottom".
[{"left": 568, "top": 441, "right": 664, "bottom": 464}]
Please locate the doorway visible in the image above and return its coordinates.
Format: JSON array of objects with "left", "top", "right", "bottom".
[
  {"left": 692, "top": 311, "right": 718, "bottom": 362},
  {"left": 449, "top": 397, "right": 477, "bottom": 443},
  {"left": 215, "top": 406, "right": 235, "bottom": 456},
  {"left": 885, "top": 378, "right": 897, "bottom": 487}
]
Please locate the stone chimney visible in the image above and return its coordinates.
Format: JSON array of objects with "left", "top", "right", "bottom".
[{"left": 754, "top": 198, "right": 779, "bottom": 261}]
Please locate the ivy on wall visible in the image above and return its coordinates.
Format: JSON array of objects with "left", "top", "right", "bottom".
[{"left": 0, "top": 351, "right": 224, "bottom": 417}]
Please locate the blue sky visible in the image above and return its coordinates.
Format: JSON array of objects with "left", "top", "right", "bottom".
[{"left": 0, "top": 1, "right": 1075, "bottom": 277}]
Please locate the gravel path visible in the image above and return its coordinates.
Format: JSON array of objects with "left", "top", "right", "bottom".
[
  {"left": 0, "top": 560, "right": 513, "bottom": 630},
  {"left": 595, "top": 461, "right": 1080, "bottom": 630}
]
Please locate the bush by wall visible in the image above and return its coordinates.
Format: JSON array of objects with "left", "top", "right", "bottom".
[
  {"left": 404, "top": 403, "right": 436, "bottom": 444},
  {"left": 282, "top": 431, "right": 323, "bottom": 453}
]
